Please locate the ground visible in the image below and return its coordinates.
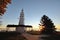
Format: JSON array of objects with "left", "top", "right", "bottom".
[{"left": 0, "top": 31, "right": 60, "bottom": 40}]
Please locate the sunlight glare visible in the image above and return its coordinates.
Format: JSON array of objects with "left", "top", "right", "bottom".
[{"left": 32, "top": 25, "right": 40, "bottom": 31}]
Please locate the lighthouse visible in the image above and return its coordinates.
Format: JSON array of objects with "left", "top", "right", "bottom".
[{"left": 16, "top": 9, "right": 25, "bottom": 33}]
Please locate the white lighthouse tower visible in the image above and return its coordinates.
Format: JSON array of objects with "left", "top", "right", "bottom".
[{"left": 16, "top": 9, "right": 25, "bottom": 33}]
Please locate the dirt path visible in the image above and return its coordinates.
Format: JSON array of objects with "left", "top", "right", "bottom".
[{"left": 22, "top": 33, "right": 40, "bottom": 40}]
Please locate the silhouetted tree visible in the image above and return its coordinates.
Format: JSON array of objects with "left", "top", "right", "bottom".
[{"left": 40, "top": 15, "right": 56, "bottom": 34}]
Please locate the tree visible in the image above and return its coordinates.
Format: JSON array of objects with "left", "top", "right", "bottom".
[
  {"left": 40, "top": 15, "right": 56, "bottom": 34},
  {"left": 0, "top": 0, "right": 11, "bottom": 16},
  {"left": 0, "top": 0, "right": 11, "bottom": 26}
]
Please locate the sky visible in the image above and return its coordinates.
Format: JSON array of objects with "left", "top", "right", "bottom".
[{"left": 2, "top": 0, "right": 60, "bottom": 29}]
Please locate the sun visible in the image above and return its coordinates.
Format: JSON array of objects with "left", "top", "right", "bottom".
[
  {"left": 55, "top": 25, "right": 60, "bottom": 31},
  {"left": 32, "top": 25, "right": 40, "bottom": 31}
]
